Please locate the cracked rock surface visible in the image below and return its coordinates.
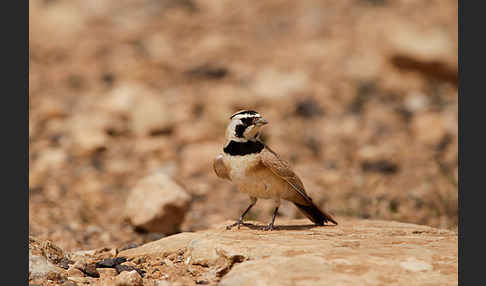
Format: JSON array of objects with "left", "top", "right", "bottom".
[{"left": 119, "top": 219, "right": 457, "bottom": 286}]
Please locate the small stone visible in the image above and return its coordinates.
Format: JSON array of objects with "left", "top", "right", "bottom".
[
  {"left": 124, "top": 172, "right": 191, "bottom": 234},
  {"left": 96, "top": 257, "right": 127, "bottom": 268},
  {"left": 46, "top": 270, "right": 65, "bottom": 281},
  {"left": 71, "top": 249, "right": 97, "bottom": 257},
  {"left": 252, "top": 68, "right": 309, "bottom": 98},
  {"left": 69, "top": 113, "right": 110, "bottom": 155},
  {"left": 404, "top": 92, "right": 428, "bottom": 113},
  {"left": 185, "top": 64, "right": 228, "bottom": 80},
  {"left": 361, "top": 160, "right": 399, "bottom": 175},
  {"left": 98, "top": 268, "right": 117, "bottom": 278},
  {"left": 83, "top": 263, "right": 100, "bottom": 278},
  {"left": 59, "top": 257, "right": 74, "bottom": 270},
  {"left": 72, "top": 260, "right": 100, "bottom": 278},
  {"left": 295, "top": 98, "right": 324, "bottom": 118},
  {"left": 67, "top": 267, "right": 84, "bottom": 278},
  {"left": 29, "top": 251, "right": 63, "bottom": 280},
  {"left": 412, "top": 112, "right": 446, "bottom": 145},
  {"left": 115, "top": 270, "right": 143, "bottom": 286},
  {"left": 388, "top": 24, "right": 454, "bottom": 64},
  {"left": 67, "top": 277, "right": 89, "bottom": 284},
  {"left": 72, "top": 260, "right": 87, "bottom": 271},
  {"left": 115, "top": 264, "right": 145, "bottom": 277},
  {"left": 130, "top": 92, "right": 176, "bottom": 137}
]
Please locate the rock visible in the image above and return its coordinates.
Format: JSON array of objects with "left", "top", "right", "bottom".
[
  {"left": 115, "top": 264, "right": 145, "bottom": 277},
  {"left": 120, "top": 219, "right": 457, "bottom": 286},
  {"left": 29, "top": 236, "right": 66, "bottom": 264},
  {"left": 29, "top": 250, "right": 64, "bottom": 281},
  {"left": 67, "top": 266, "right": 84, "bottom": 278},
  {"left": 69, "top": 113, "right": 110, "bottom": 155},
  {"left": 96, "top": 257, "right": 127, "bottom": 268},
  {"left": 115, "top": 270, "right": 143, "bottom": 286},
  {"left": 98, "top": 268, "right": 118, "bottom": 278},
  {"left": 412, "top": 112, "right": 446, "bottom": 145},
  {"left": 72, "top": 260, "right": 100, "bottom": 278},
  {"left": 29, "top": 237, "right": 71, "bottom": 282},
  {"left": 125, "top": 172, "right": 192, "bottom": 234},
  {"left": 98, "top": 83, "right": 140, "bottom": 116},
  {"left": 131, "top": 96, "right": 174, "bottom": 136},
  {"left": 103, "top": 84, "right": 178, "bottom": 137},
  {"left": 361, "top": 159, "right": 399, "bottom": 175},
  {"left": 404, "top": 91, "right": 429, "bottom": 113},
  {"left": 83, "top": 263, "right": 100, "bottom": 278},
  {"left": 120, "top": 232, "right": 199, "bottom": 258},
  {"left": 72, "top": 260, "right": 87, "bottom": 271},
  {"left": 295, "top": 98, "right": 325, "bottom": 118},
  {"left": 387, "top": 23, "right": 455, "bottom": 66},
  {"left": 252, "top": 68, "right": 310, "bottom": 98},
  {"left": 59, "top": 257, "right": 74, "bottom": 270}
]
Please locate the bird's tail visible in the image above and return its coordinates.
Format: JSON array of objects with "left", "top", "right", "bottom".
[{"left": 294, "top": 202, "right": 338, "bottom": 226}]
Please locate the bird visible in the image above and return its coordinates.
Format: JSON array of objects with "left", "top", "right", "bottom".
[{"left": 213, "top": 110, "right": 338, "bottom": 231}]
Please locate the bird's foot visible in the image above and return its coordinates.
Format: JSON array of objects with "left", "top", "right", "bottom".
[
  {"left": 226, "top": 219, "right": 244, "bottom": 230},
  {"left": 263, "top": 223, "right": 276, "bottom": 231}
]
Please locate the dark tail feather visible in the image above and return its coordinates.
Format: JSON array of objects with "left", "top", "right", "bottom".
[{"left": 294, "top": 202, "right": 338, "bottom": 226}]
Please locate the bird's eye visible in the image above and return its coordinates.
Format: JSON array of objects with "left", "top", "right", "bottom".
[{"left": 241, "top": 117, "right": 254, "bottom": 126}]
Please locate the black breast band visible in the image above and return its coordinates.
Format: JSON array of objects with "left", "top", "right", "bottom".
[{"left": 223, "top": 140, "right": 264, "bottom": 156}]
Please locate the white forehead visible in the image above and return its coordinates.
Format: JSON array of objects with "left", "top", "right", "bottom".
[{"left": 232, "top": 113, "right": 261, "bottom": 121}]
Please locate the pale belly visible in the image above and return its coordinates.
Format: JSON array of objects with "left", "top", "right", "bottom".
[{"left": 223, "top": 153, "right": 284, "bottom": 199}]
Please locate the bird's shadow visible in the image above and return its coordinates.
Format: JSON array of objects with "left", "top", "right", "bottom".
[{"left": 229, "top": 222, "right": 337, "bottom": 231}]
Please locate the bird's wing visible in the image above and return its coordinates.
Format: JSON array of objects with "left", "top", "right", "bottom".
[
  {"left": 259, "top": 144, "right": 312, "bottom": 204},
  {"left": 213, "top": 154, "right": 231, "bottom": 180},
  {"left": 260, "top": 142, "right": 338, "bottom": 225}
]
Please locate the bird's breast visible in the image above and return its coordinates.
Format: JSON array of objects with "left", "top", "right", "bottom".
[
  {"left": 223, "top": 153, "right": 261, "bottom": 181},
  {"left": 222, "top": 153, "right": 284, "bottom": 199}
]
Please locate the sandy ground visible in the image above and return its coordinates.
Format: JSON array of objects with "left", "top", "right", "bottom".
[{"left": 29, "top": 0, "right": 457, "bottom": 253}]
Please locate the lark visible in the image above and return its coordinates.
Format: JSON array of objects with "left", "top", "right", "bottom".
[{"left": 213, "top": 110, "right": 337, "bottom": 230}]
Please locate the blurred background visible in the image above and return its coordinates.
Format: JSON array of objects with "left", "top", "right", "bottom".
[{"left": 29, "top": 0, "right": 458, "bottom": 252}]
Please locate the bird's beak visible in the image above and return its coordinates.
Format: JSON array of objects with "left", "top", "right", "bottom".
[{"left": 255, "top": 118, "right": 268, "bottom": 126}]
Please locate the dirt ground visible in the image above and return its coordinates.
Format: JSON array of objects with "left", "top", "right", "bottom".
[{"left": 29, "top": 0, "right": 458, "bottom": 255}]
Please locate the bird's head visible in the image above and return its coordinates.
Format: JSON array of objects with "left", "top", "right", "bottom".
[{"left": 225, "top": 110, "right": 268, "bottom": 142}]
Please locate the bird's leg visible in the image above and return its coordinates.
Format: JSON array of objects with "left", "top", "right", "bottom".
[
  {"left": 226, "top": 197, "right": 257, "bottom": 230},
  {"left": 264, "top": 206, "right": 279, "bottom": 231},
  {"left": 263, "top": 198, "right": 280, "bottom": 231}
]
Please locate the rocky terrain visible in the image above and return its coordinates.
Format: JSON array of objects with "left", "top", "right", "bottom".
[
  {"left": 29, "top": 219, "right": 458, "bottom": 286},
  {"left": 29, "top": 0, "right": 457, "bottom": 284}
]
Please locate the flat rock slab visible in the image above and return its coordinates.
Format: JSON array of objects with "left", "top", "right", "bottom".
[{"left": 120, "top": 219, "right": 458, "bottom": 286}]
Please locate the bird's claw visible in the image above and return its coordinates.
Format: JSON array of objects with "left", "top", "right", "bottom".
[
  {"left": 263, "top": 223, "right": 275, "bottom": 231},
  {"left": 226, "top": 220, "right": 243, "bottom": 230}
]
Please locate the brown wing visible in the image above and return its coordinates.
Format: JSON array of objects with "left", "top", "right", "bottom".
[
  {"left": 213, "top": 154, "right": 231, "bottom": 180},
  {"left": 260, "top": 144, "right": 338, "bottom": 225},
  {"left": 259, "top": 144, "right": 312, "bottom": 204}
]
